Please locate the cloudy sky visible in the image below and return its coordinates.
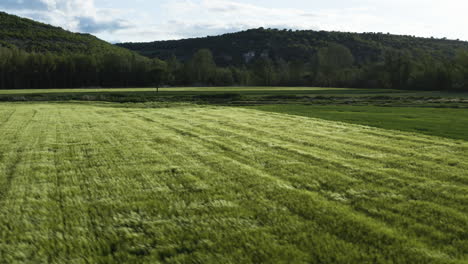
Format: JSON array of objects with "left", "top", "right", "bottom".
[{"left": 1, "top": 0, "right": 467, "bottom": 43}]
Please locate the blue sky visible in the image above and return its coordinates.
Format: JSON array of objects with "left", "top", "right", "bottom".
[{"left": 1, "top": 0, "right": 467, "bottom": 42}]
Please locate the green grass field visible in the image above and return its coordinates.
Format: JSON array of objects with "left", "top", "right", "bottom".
[
  {"left": 0, "top": 102, "right": 467, "bottom": 263},
  {"left": 248, "top": 104, "right": 468, "bottom": 141}
]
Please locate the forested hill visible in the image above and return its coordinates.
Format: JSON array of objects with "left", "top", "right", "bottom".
[
  {"left": 0, "top": 12, "right": 165, "bottom": 90},
  {"left": 0, "top": 12, "right": 131, "bottom": 55},
  {"left": 117, "top": 28, "right": 468, "bottom": 65}
]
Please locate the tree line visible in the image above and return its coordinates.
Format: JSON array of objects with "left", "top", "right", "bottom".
[
  {"left": 0, "top": 47, "right": 166, "bottom": 89},
  {"left": 0, "top": 45, "right": 467, "bottom": 91}
]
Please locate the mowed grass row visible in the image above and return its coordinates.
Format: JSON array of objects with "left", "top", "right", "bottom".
[{"left": 0, "top": 103, "right": 467, "bottom": 263}]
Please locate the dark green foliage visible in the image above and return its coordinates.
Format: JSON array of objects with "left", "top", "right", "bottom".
[
  {"left": 185, "top": 49, "right": 216, "bottom": 84},
  {"left": 118, "top": 28, "right": 468, "bottom": 91},
  {"left": 454, "top": 51, "right": 468, "bottom": 90},
  {"left": 117, "top": 28, "right": 468, "bottom": 66},
  {"left": 315, "top": 44, "right": 355, "bottom": 86},
  {"left": 0, "top": 46, "right": 167, "bottom": 89},
  {"left": 251, "top": 58, "right": 277, "bottom": 86},
  {"left": 383, "top": 50, "right": 412, "bottom": 89}
]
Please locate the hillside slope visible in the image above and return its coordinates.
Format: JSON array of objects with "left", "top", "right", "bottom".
[
  {"left": 117, "top": 28, "right": 468, "bottom": 65},
  {"left": 0, "top": 12, "right": 165, "bottom": 89},
  {"left": 0, "top": 12, "right": 131, "bottom": 55}
]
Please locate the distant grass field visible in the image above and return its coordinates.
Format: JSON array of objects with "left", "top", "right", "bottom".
[
  {"left": 0, "top": 87, "right": 404, "bottom": 95},
  {"left": 0, "top": 102, "right": 466, "bottom": 263},
  {"left": 1, "top": 87, "right": 467, "bottom": 98},
  {"left": 248, "top": 104, "right": 468, "bottom": 141}
]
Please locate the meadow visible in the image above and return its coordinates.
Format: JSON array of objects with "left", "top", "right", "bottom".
[
  {"left": 0, "top": 101, "right": 467, "bottom": 263},
  {"left": 248, "top": 104, "right": 468, "bottom": 140}
]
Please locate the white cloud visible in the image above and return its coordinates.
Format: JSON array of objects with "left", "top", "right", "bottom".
[
  {"left": 107, "top": 0, "right": 322, "bottom": 42},
  {"left": 108, "top": 0, "right": 383, "bottom": 42},
  {"left": 1, "top": 0, "right": 130, "bottom": 34}
]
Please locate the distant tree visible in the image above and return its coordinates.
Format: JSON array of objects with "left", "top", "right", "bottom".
[
  {"left": 276, "top": 59, "right": 290, "bottom": 85},
  {"left": 453, "top": 50, "right": 468, "bottom": 90},
  {"left": 384, "top": 50, "right": 412, "bottom": 89},
  {"left": 289, "top": 60, "right": 306, "bottom": 86},
  {"left": 186, "top": 49, "right": 216, "bottom": 85},
  {"left": 166, "top": 55, "right": 183, "bottom": 85},
  {"left": 252, "top": 58, "right": 277, "bottom": 86},
  {"left": 150, "top": 58, "right": 167, "bottom": 90},
  {"left": 317, "top": 44, "right": 354, "bottom": 86},
  {"left": 231, "top": 66, "right": 251, "bottom": 86},
  {"left": 213, "top": 68, "right": 234, "bottom": 86}
]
